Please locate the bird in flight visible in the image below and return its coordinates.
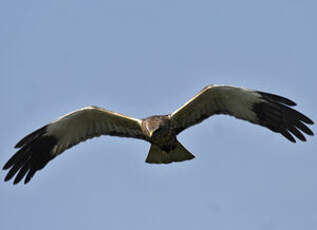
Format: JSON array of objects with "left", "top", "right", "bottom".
[{"left": 3, "top": 85, "right": 314, "bottom": 184}]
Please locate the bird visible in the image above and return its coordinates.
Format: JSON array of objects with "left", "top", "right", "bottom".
[{"left": 3, "top": 85, "right": 314, "bottom": 184}]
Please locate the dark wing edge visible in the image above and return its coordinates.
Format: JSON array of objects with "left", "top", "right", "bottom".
[
  {"left": 3, "top": 125, "right": 57, "bottom": 184},
  {"left": 3, "top": 106, "right": 146, "bottom": 184},
  {"left": 253, "top": 91, "right": 314, "bottom": 142},
  {"left": 170, "top": 85, "right": 314, "bottom": 142}
]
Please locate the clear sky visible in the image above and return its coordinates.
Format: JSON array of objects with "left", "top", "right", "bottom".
[{"left": 1, "top": 1, "right": 316, "bottom": 229}]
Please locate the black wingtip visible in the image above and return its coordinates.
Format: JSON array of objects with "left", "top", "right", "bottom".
[
  {"left": 253, "top": 92, "right": 314, "bottom": 143},
  {"left": 4, "top": 134, "right": 57, "bottom": 184},
  {"left": 14, "top": 125, "right": 48, "bottom": 148},
  {"left": 303, "top": 117, "right": 314, "bottom": 125},
  {"left": 4, "top": 176, "right": 10, "bottom": 182},
  {"left": 281, "top": 130, "right": 297, "bottom": 143},
  {"left": 3, "top": 164, "right": 9, "bottom": 170},
  {"left": 257, "top": 91, "right": 297, "bottom": 106},
  {"left": 24, "top": 169, "right": 36, "bottom": 184}
]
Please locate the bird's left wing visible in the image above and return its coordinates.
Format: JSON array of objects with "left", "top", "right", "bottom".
[
  {"left": 3, "top": 106, "right": 146, "bottom": 184},
  {"left": 170, "top": 85, "right": 314, "bottom": 141}
]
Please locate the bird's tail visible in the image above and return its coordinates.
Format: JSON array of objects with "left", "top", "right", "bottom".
[{"left": 145, "top": 141, "right": 195, "bottom": 164}]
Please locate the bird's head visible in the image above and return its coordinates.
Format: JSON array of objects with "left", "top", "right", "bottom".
[{"left": 143, "top": 115, "right": 170, "bottom": 139}]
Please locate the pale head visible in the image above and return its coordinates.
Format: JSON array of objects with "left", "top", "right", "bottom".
[{"left": 142, "top": 115, "right": 170, "bottom": 139}]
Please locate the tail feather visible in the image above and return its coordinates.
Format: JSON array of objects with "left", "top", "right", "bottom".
[{"left": 145, "top": 141, "right": 195, "bottom": 164}]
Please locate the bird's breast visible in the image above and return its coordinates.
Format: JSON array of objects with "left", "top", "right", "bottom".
[{"left": 150, "top": 128, "right": 177, "bottom": 150}]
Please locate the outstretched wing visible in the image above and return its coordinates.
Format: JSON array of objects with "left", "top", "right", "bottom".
[
  {"left": 170, "top": 85, "right": 314, "bottom": 142},
  {"left": 3, "top": 106, "right": 146, "bottom": 184}
]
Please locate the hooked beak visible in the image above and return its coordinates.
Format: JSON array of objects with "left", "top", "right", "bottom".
[{"left": 149, "top": 128, "right": 159, "bottom": 138}]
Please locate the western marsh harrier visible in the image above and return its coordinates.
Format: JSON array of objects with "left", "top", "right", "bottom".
[{"left": 3, "top": 85, "right": 314, "bottom": 184}]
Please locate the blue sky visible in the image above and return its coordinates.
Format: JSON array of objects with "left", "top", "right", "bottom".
[{"left": 1, "top": 1, "right": 316, "bottom": 229}]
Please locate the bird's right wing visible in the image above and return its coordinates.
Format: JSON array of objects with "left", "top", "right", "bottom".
[
  {"left": 3, "top": 106, "right": 146, "bottom": 184},
  {"left": 170, "top": 85, "right": 314, "bottom": 141}
]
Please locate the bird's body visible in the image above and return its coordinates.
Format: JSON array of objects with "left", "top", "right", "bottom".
[
  {"left": 141, "top": 115, "right": 177, "bottom": 150},
  {"left": 3, "top": 85, "right": 314, "bottom": 184}
]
